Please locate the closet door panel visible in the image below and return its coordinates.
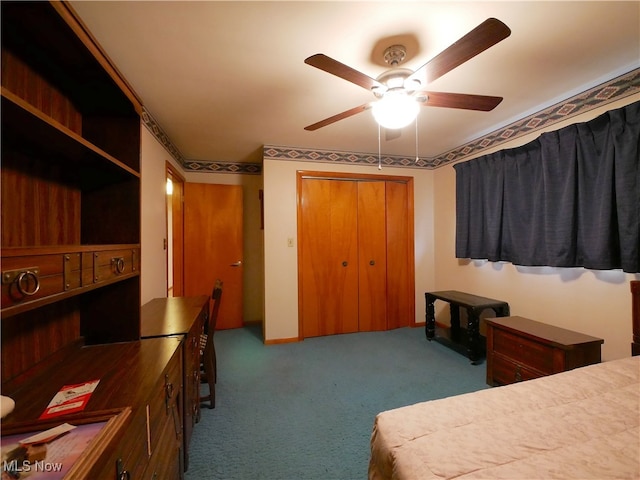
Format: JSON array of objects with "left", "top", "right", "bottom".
[
  {"left": 357, "top": 181, "right": 387, "bottom": 331},
  {"left": 386, "top": 181, "right": 414, "bottom": 328},
  {"left": 300, "top": 179, "right": 358, "bottom": 337}
]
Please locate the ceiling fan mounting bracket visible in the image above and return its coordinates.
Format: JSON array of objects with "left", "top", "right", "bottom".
[{"left": 383, "top": 44, "right": 407, "bottom": 66}]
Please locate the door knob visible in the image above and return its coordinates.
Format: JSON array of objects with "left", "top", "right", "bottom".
[
  {"left": 369, "top": 260, "right": 375, "bottom": 266},
  {"left": 342, "top": 261, "right": 348, "bottom": 267},
  {"left": 230, "top": 261, "right": 242, "bottom": 267}
]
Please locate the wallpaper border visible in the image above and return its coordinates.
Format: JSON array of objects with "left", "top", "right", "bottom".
[{"left": 143, "top": 68, "right": 639, "bottom": 173}]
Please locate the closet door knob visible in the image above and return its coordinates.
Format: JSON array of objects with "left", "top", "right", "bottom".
[
  {"left": 369, "top": 260, "right": 375, "bottom": 266},
  {"left": 342, "top": 261, "right": 348, "bottom": 267}
]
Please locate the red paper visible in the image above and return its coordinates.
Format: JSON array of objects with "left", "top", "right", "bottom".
[{"left": 39, "top": 380, "right": 99, "bottom": 420}]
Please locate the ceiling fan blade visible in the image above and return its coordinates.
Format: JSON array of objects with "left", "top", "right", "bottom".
[
  {"left": 305, "top": 54, "right": 383, "bottom": 91},
  {"left": 410, "top": 18, "right": 511, "bottom": 85},
  {"left": 304, "top": 103, "right": 371, "bottom": 131},
  {"left": 419, "top": 92, "right": 503, "bottom": 111}
]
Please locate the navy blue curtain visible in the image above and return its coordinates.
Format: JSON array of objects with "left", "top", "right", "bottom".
[{"left": 454, "top": 101, "right": 640, "bottom": 273}]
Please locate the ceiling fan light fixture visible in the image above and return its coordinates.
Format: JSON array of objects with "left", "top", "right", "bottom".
[
  {"left": 371, "top": 91, "right": 419, "bottom": 130},
  {"left": 403, "top": 77, "right": 421, "bottom": 93}
]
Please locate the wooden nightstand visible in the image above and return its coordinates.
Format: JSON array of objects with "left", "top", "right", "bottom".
[{"left": 486, "top": 316, "right": 604, "bottom": 386}]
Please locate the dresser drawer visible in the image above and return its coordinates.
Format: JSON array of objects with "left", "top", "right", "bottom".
[
  {"left": 82, "top": 247, "right": 140, "bottom": 285},
  {"left": 1, "top": 245, "right": 140, "bottom": 316},
  {"left": 490, "top": 352, "right": 545, "bottom": 385},
  {"left": 492, "top": 327, "right": 555, "bottom": 374},
  {"left": 144, "top": 415, "right": 184, "bottom": 480},
  {"left": 1, "top": 252, "right": 82, "bottom": 307}
]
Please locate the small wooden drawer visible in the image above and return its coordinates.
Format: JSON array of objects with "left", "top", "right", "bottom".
[
  {"left": 1, "top": 251, "right": 82, "bottom": 308},
  {"left": 1, "top": 245, "right": 140, "bottom": 316},
  {"left": 147, "top": 342, "right": 183, "bottom": 456},
  {"left": 83, "top": 247, "right": 140, "bottom": 285},
  {"left": 144, "top": 413, "right": 184, "bottom": 479},
  {"left": 492, "top": 328, "right": 555, "bottom": 374},
  {"left": 109, "top": 408, "right": 151, "bottom": 480},
  {"left": 490, "top": 352, "right": 546, "bottom": 384}
]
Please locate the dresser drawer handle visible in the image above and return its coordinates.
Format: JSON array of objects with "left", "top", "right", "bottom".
[
  {"left": 112, "top": 257, "right": 126, "bottom": 274},
  {"left": 116, "top": 458, "right": 130, "bottom": 480},
  {"left": 3, "top": 268, "right": 41, "bottom": 297},
  {"left": 514, "top": 366, "right": 522, "bottom": 382},
  {"left": 16, "top": 270, "right": 40, "bottom": 296}
]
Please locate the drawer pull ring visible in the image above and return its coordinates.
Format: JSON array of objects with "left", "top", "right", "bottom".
[
  {"left": 165, "top": 374, "right": 174, "bottom": 412},
  {"left": 17, "top": 270, "right": 40, "bottom": 296},
  {"left": 112, "top": 257, "right": 126, "bottom": 274},
  {"left": 116, "top": 459, "right": 130, "bottom": 480}
]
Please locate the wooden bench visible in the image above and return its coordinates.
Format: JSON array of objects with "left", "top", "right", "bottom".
[{"left": 425, "top": 290, "right": 510, "bottom": 364}]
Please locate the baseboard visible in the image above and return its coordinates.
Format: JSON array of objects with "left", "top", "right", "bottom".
[
  {"left": 243, "top": 320, "right": 262, "bottom": 327},
  {"left": 264, "top": 337, "right": 300, "bottom": 345}
]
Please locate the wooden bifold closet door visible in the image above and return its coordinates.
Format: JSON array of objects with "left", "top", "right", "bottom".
[{"left": 298, "top": 172, "right": 414, "bottom": 338}]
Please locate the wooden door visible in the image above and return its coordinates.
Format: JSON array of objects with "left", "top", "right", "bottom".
[
  {"left": 298, "top": 172, "right": 415, "bottom": 338},
  {"left": 184, "top": 183, "right": 243, "bottom": 329},
  {"left": 386, "top": 181, "right": 414, "bottom": 328},
  {"left": 299, "top": 178, "right": 359, "bottom": 337},
  {"left": 357, "top": 181, "right": 387, "bottom": 331}
]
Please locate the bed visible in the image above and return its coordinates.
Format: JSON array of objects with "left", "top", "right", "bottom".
[{"left": 369, "top": 281, "right": 640, "bottom": 480}]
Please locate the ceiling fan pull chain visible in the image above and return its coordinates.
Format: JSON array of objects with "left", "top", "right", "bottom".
[
  {"left": 415, "top": 115, "right": 419, "bottom": 164},
  {"left": 378, "top": 124, "right": 382, "bottom": 170}
]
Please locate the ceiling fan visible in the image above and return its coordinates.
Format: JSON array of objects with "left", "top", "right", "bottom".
[{"left": 304, "top": 18, "right": 511, "bottom": 132}]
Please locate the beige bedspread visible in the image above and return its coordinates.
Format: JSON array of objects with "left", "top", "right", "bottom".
[{"left": 369, "top": 356, "right": 639, "bottom": 480}]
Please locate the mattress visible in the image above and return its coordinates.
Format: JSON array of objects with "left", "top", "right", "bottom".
[{"left": 369, "top": 356, "right": 639, "bottom": 480}]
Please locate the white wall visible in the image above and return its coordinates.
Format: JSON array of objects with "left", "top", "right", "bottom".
[
  {"left": 433, "top": 95, "right": 640, "bottom": 361},
  {"left": 140, "top": 126, "right": 176, "bottom": 304},
  {"left": 263, "top": 160, "right": 435, "bottom": 342}
]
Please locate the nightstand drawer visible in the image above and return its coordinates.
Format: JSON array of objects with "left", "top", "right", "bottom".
[
  {"left": 491, "top": 352, "right": 545, "bottom": 384},
  {"left": 493, "top": 328, "right": 555, "bottom": 373}
]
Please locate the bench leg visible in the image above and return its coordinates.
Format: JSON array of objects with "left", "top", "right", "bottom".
[
  {"left": 425, "top": 294, "right": 436, "bottom": 340},
  {"left": 467, "top": 310, "right": 480, "bottom": 364}
]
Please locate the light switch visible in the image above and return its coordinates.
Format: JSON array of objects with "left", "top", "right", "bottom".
[{"left": 287, "top": 238, "right": 294, "bottom": 247}]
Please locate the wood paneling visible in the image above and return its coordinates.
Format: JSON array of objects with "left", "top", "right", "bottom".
[
  {"left": 1, "top": 151, "right": 81, "bottom": 247},
  {"left": 1, "top": 49, "right": 82, "bottom": 134}
]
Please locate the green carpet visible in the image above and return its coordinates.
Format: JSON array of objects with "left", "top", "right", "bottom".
[{"left": 186, "top": 325, "right": 488, "bottom": 480}]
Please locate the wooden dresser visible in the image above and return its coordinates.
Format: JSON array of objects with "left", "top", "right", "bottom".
[
  {"left": 486, "top": 316, "right": 604, "bottom": 386},
  {"left": 141, "top": 296, "right": 210, "bottom": 472},
  {"left": 1, "top": 338, "right": 183, "bottom": 479}
]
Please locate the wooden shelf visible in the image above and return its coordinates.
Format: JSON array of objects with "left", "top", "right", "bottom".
[
  {"left": 2, "top": 90, "right": 139, "bottom": 183},
  {"left": 1, "top": 0, "right": 142, "bottom": 388}
]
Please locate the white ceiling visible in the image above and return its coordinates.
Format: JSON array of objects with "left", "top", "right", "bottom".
[{"left": 69, "top": 1, "right": 639, "bottom": 166}]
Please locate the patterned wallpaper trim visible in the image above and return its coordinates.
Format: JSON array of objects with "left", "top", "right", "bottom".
[{"left": 143, "top": 68, "right": 639, "bottom": 173}]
